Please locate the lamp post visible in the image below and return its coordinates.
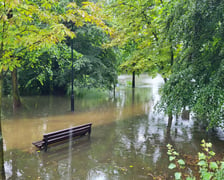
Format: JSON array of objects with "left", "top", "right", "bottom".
[{"left": 71, "top": 24, "right": 74, "bottom": 112}]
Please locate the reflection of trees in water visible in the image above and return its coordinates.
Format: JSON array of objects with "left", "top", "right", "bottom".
[
  {"left": 164, "top": 113, "right": 220, "bottom": 155},
  {"left": 112, "top": 115, "right": 169, "bottom": 177},
  {"left": 0, "top": 73, "right": 5, "bottom": 179},
  {"left": 115, "top": 87, "right": 152, "bottom": 108},
  {"left": 0, "top": 87, "right": 5, "bottom": 179},
  {"left": 4, "top": 138, "right": 92, "bottom": 179},
  {"left": 0, "top": 137, "right": 5, "bottom": 180}
]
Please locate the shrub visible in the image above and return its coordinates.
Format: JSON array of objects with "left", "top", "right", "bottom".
[{"left": 167, "top": 140, "right": 224, "bottom": 180}]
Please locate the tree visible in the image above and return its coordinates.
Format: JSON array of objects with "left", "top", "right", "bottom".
[
  {"left": 158, "top": 0, "right": 224, "bottom": 128},
  {"left": 16, "top": 43, "right": 73, "bottom": 95},
  {"left": 102, "top": 0, "right": 224, "bottom": 128},
  {"left": 102, "top": 0, "right": 157, "bottom": 78},
  {"left": 101, "top": 0, "right": 178, "bottom": 86},
  {"left": 72, "top": 24, "right": 117, "bottom": 90},
  {"left": 1, "top": 0, "right": 74, "bottom": 108},
  {"left": 1, "top": 0, "right": 111, "bottom": 107},
  {"left": 0, "top": 0, "right": 110, "bottom": 177},
  {"left": 17, "top": 25, "right": 118, "bottom": 96}
]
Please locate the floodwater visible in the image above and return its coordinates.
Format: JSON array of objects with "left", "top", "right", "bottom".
[{"left": 1, "top": 74, "right": 224, "bottom": 179}]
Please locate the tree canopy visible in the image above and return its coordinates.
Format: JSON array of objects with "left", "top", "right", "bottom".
[
  {"left": 0, "top": 0, "right": 111, "bottom": 73},
  {"left": 101, "top": 0, "right": 224, "bottom": 128},
  {"left": 158, "top": 0, "right": 224, "bottom": 128},
  {"left": 1, "top": 0, "right": 115, "bottom": 98},
  {"left": 101, "top": 0, "right": 178, "bottom": 78}
]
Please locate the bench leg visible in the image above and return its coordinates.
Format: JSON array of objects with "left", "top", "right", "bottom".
[
  {"left": 88, "top": 129, "right": 91, "bottom": 139},
  {"left": 44, "top": 139, "right": 48, "bottom": 152},
  {"left": 44, "top": 145, "right": 48, "bottom": 152}
]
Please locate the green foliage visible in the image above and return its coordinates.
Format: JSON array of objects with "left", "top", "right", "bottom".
[
  {"left": 167, "top": 140, "right": 224, "bottom": 180},
  {"left": 0, "top": 0, "right": 110, "bottom": 73},
  {"left": 101, "top": 0, "right": 175, "bottom": 78},
  {"left": 15, "top": 23, "right": 117, "bottom": 95},
  {"left": 157, "top": 0, "right": 224, "bottom": 128},
  {"left": 1, "top": 0, "right": 116, "bottom": 96},
  {"left": 71, "top": 24, "right": 118, "bottom": 90},
  {"left": 102, "top": 0, "right": 224, "bottom": 128},
  {"left": 1, "top": 0, "right": 72, "bottom": 72},
  {"left": 18, "top": 43, "right": 72, "bottom": 95}
]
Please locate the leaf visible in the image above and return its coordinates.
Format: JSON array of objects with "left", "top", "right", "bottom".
[
  {"left": 201, "top": 172, "right": 213, "bottom": 180},
  {"left": 198, "top": 152, "right": 206, "bottom": 160},
  {"left": 220, "top": 162, "right": 224, "bottom": 169},
  {"left": 169, "top": 156, "right": 176, "bottom": 161},
  {"left": 9, "top": 66, "right": 14, "bottom": 71},
  {"left": 177, "top": 159, "right": 185, "bottom": 166},
  {"left": 197, "top": 160, "right": 207, "bottom": 167},
  {"left": 209, "top": 162, "right": 218, "bottom": 170},
  {"left": 209, "top": 151, "right": 215, "bottom": 156},
  {"left": 167, "top": 144, "right": 172, "bottom": 148},
  {"left": 201, "top": 139, "right": 205, "bottom": 146},
  {"left": 168, "top": 163, "right": 176, "bottom": 169},
  {"left": 206, "top": 143, "right": 212, "bottom": 148},
  {"left": 174, "top": 172, "right": 181, "bottom": 180}
]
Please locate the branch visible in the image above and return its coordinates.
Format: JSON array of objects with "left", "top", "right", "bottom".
[
  {"left": 152, "top": 32, "right": 158, "bottom": 41},
  {"left": 15, "top": 27, "right": 39, "bottom": 36},
  {"left": 12, "top": 33, "right": 56, "bottom": 56}
]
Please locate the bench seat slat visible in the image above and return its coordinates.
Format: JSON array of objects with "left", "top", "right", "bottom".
[{"left": 32, "top": 140, "right": 45, "bottom": 148}]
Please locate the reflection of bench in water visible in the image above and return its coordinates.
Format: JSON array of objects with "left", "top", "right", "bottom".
[
  {"left": 39, "top": 137, "right": 92, "bottom": 165},
  {"left": 32, "top": 123, "right": 92, "bottom": 151}
]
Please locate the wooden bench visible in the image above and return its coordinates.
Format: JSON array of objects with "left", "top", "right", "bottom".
[{"left": 32, "top": 123, "right": 92, "bottom": 151}]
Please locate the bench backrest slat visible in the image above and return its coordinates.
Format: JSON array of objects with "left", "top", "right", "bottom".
[
  {"left": 43, "top": 126, "right": 90, "bottom": 140},
  {"left": 46, "top": 130, "right": 89, "bottom": 144},
  {"left": 32, "top": 123, "right": 92, "bottom": 151},
  {"left": 43, "top": 123, "right": 92, "bottom": 138}
]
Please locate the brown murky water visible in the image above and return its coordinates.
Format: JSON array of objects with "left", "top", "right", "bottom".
[{"left": 2, "top": 74, "right": 224, "bottom": 179}]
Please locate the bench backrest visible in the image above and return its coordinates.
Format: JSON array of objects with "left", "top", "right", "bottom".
[{"left": 43, "top": 123, "right": 92, "bottom": 144}]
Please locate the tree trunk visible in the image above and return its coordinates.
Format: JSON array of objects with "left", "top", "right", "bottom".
[
  {"left": 0, "top": 7, "right": 6, "bottom": 179},
  {"left": 167, "top": 113, "right": 173, "bottom": 134},
  {"left": 113, "top": 83, "right": 116, "bottom": 99},
  {"left": 170, "top": 44, "right": 174, "bottom": 66},
  {"left": 132, "top": 87, "right": 135, "bottom": 105},
  {"left": 0, "top": 72, "right": 6, "bottom": 180},
  {"left": 132, "top": 71, "right": 135, "bottom": 88},
  {"left": 11, "top": 68, "right": 21, "bottom": 109}
]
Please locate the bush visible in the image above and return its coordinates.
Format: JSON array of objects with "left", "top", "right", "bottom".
[{"left": 167, "top": 140, "right": 224, "bottom": 180}]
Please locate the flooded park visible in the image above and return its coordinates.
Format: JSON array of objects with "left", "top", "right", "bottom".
[{"left": 1, "top": 74, "right": 224, "bottom": 179}]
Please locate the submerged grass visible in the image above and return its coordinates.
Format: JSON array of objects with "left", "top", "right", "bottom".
[{"left": 74, "top": 88, "right": 109, "bottom": 99}]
